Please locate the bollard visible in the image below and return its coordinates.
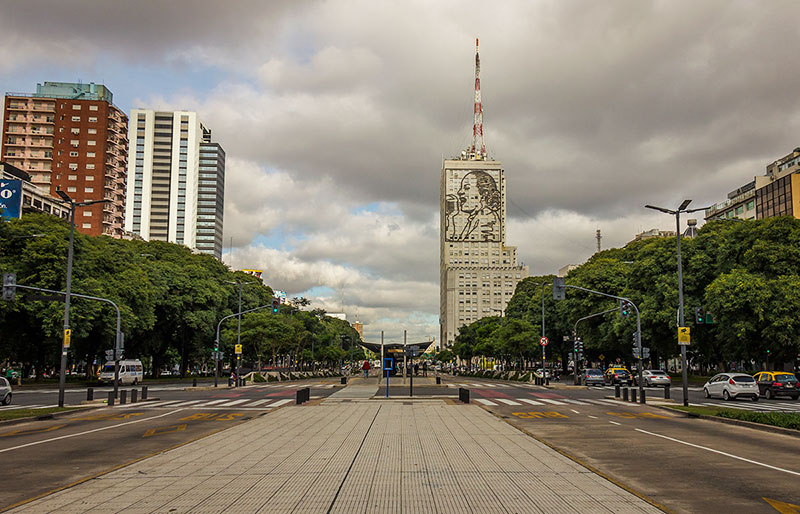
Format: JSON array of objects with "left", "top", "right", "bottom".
[
  {"left": 630, "top": 389, "right": 637, "bottom": 403},
  {"left": 664, "top": 385, "right": 670, "bottom": 400},
  {"left": 615, "top": 384, "right": 621, "bottom": 398},
  {"left": 193, "top": 378, "right": 197, "bottom": 387},
  {"left": 341, "top": 377, "right": 347, "bottom": 385},
  {"left": 87, "top": 387, "right": 94, "bottom": 402},
  {"left": 436, "top": 377, "right": 441, "bottom": 384},
  {"left": 459, "top": 387, "right": 470, "bottom": 403},
  {"left": 131, "top": 389, "right": 138, "bottom": 403},
  {"left": 142, "top": 386, "right": 148, "bottom": 400},
  {"left": 622, "top": 388, "right": 629, "bottom": 401},
  {"left": 119, "top": 389, "right": 127, "bottom": 405},
  {"left": 107, "top": 391, "right": 115, "bottom": 407},
  {"left": 640, "top": 389, "right": 646, "bottom": 404},
  {"left": 296, "top": 388, "right": 304, "bottom": 405}
]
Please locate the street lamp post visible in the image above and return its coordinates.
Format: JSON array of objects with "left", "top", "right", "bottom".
[
  {"left": 54, "top": 189, "right": 108, "bottom": 408},
  {"left": 225, "top": 279, "right": 259, "bottom": 385},
  {"left": 645, "top": 200, "right": 709, "bottom": 407},
  {"left": 530, "top": 282, "right": 550, "bottom": 383}
]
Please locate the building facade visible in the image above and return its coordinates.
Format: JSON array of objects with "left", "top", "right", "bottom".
[
  {"left": 0, "top": 161, "right": 69, "bottom": 220},
  {"left": 439, "top": 158, "right": 529, "bottom": 348},
  {"left": 705, "top": 181, "right": 756, "bottom": 221},
  {"left": 124, "top": 110, "right": 225, "bottom": 258},
  {"left": 2, "top": 82, "right": 128, "bottom": 237},
  {"left": 755, "top": 148, "right": 800, "bottom": 220}
]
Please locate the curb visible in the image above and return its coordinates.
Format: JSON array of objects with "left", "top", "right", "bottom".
[
  {"left": 657, "top": 405, "right": 800, "bottom": 439},
  {"left": 0, "top": 405, "right": 100, "bottom": 427}
]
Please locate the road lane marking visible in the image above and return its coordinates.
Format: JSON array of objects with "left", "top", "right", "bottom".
[
  {"left": 168, "top": 400, "right": 206, "bottom": 407},
  {"left": 201, "top": 399, "right": 231, "bottom": 405},
  {"left": 246, "top": 399, "right": 273, "bottom": 407},
  {"left": 609, "top": 421, "right": 621, "bottom": 425},
  {"left": 512, "top": 411, "right": 568, "bottom": 419},
  {"left": 538, "top": 399, "right": 566, "bottom": 405},
  {"left": 476, "top": 399, "right": 498, "bottom": 406},
  {"left": 571, "top": 409, "right": 580, "bottom": 414},
  {"left": 270, "top": 399, "right": 293, "bottom": 407},
  {"left": 518, "top": 399, "right": 544, "bottom": 406},
  {"left": 0, "top": 424, "right": 66, "bottom": 437},
  {"left": 0, "top": 409, "right": 181, "bottom": 454},
  {"left": 635, "top": 428, "right": 800, "bottom": 476},
  {"left": 217, "top": 399, "right": 250, "bottom": 407},
  {"left": 496, "top": 399, "right": 522, "bottom": 406},
  {"left": 588, "top": 415, "right": 598, "bottom": 419},
  {"left": 142, "top": 424, "right": 187, "bottom": 437}
]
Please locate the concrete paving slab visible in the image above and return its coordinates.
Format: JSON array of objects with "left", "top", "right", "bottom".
[{"left": 9, "top": 402, "right": 664, "bottom": 513}]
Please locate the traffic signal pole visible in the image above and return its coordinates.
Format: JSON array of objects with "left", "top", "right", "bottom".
[{"left": 572, "top": 307, "right": 617, "bottom": 384}]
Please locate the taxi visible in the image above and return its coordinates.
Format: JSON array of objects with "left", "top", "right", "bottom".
[
  {"left": 605, "top": 366, "right": 633, "bottom": 386},
  {"left": 753, "top": 371, "right": 800, "bottom": 400}
]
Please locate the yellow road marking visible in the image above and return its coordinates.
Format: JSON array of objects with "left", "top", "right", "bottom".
[
  {"left": 0, "top": 424, "right": 66, "bottom": 438},
  {"left": 511, "top": 411, "right": 568, "bottom": 419},
  {"left": 142, "top": 424, "right": 187, "bottom": 438},
  {"left": 73, "top": 412, "right": 144, "bottom": 421},
  {"left": 764, "top": 498, "right": 800, "bottom": 513},
  {"left": 179, "top": 412, "right": 244, "bottom": 422}
]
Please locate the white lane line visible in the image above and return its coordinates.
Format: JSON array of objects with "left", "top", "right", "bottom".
[
  {"left": 609, "top": 421, "right": 621, "bottom": 425},
  {"left": 635, "top": 428, "right": 800, "bottom": 476},
  {"left": 203, "top": 399, "right": 232, "bottom": 406},
  {"left": 217, "top": 399, "right": 250, "bottom": 407},
  {"left": 571, "top": 409, "right": 580, "bottom": 414},
  {"left": 588, "top": 415, "right": 598, "bottom": 419},
  {"left": 0, "top": 409, "right": 182, "bottom": 454},
  {"left": 168, "top": 400, "right": 205, "bottom": 407},
  {"left": 470, "top": 383, "right": 489, "bottom": 388},
  {"left": 0, "top": 405, "right": 40, "bottom": 411},
  {"left": 458, "top": 383, "right": 472, "bottom": 387},
  {"left": 518, "top": 399, "right": 545, "bottom": 406},
  {"left": 246, "top": 399, "right": 273, "bottom": 407},
  {"left": 270, "top": 399, "right": 293, "bottom": 407},
  {"left": 563, "top": 399, "right": 590, "bottom": 405},
  {"left": 496, "top": 399, "right": 522, "bottom": 406},
  {"left": 538, "top": 399, "right": 566, "bottom": 405},
  {"left": 119, "top": 400, "right": 181, "bottom": 409},
  {"left": 475, "top": 399, "right": 498, "bottom": 406}
]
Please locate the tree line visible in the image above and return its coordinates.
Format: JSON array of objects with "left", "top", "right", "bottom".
[
  {"left": 0, "top": 214, "right": 363, "bottom": 378},
  {"left": 452, "top": 217, "right": 800, "bottom": 374}
]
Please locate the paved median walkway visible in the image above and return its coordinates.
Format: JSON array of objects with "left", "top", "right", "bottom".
[{"left": 10, "top": 402, "right": 662, "bottom": 513}]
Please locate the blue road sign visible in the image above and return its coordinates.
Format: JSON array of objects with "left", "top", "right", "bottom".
[
  {"left": 383, "top": 358, "right": 393, "bottom": 371},
  {"left": 0, "top": 179, "right": 23, "bottom": 219}
]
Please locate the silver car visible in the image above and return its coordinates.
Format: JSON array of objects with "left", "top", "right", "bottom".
[
  {"left": 635, "top": 370, "right": 672, "bottom": 387},
  {"left": 703, "top": 373, "right": 759, "bottom": 401},
  {"left": 0, "top": 377, "right": 11, "bottom": 405},
  {"left": 582, "top": 368, "right": 605, "bottom": 386}
]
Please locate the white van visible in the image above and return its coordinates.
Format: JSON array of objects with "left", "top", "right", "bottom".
[{"left": 99, "top": 359, "right": 144, "bottom": 385}]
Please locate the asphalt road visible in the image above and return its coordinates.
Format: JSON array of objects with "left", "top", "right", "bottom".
[
  {"left": 0, "top": 378, "right": 342, "bottom": 510},
  {"left": 443, "top": 376, "right": 800, "bottom": 514}
]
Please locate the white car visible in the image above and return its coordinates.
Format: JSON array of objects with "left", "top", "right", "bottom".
[
  {"left": 703, "top": 373, "right": 759, "bottom": 401},
  {"left": 635, "top": 370, "right": 672, "bottom": 387},
  {"left": 533, "top": 369, "right": 551, "bottom": 379},
  {"left": 0, "top": 377, "right": 11, "bottom": 405}
]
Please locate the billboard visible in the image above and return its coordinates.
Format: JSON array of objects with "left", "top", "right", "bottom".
[
  {"left": 0, "top": 180, "right": 23, "bottom": 220},
  {"left": 240, "top": 269, "right": 263, "bottom": 279}
]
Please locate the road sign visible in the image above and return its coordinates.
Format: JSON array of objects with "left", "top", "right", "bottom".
[
  {"left": 0, "top": 179, "right": 23, "bottom": 219},
  {"left": 599, "top": 354, "right": 605, "bottom": 361},
  {"left": 383, "top": 358, "right": 393, "bottom": 371},
  {"left": 235, "top": 344, "right": 242, "bottom": 355},
  {"left": 678, "top": 326, "right": 691, "bottom": 345},
  {"left": 63, "top": 329, "right": 71, "bottom": 348},
  {"left": 540, "top": 337, "right": 549, "bottom": 346}
]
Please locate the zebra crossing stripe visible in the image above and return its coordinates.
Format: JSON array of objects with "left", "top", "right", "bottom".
[
  {"left": 202, "top": 399, "right": 231, "bottom": 405},
  {"left": 270, "top": 399, "right": 293, "bottom": 407},
  {"left": 131, "top": 400, "right": 182, "bottom": 408},
  {"left": 168, "top": 400, "right": 206, "bottom": 407},
  {"left": 246, "top": 399, "right": 273, "bottom": 407},
  {"left": 496, "top": 399, "right": 522, "bottom": 406},
  {"left": 518, "top": 398, "right": 545, "bottom": 406},
  {"left": 538, "top": 399, "right": 566, "bottom": 405},
  {"left": 476, "top": 399, "right": 498, "bottom": 406},
  {"left": 563, "top": 399, "right": 590, "bottom": 405},
  {"left": 469, "top": 383, "right": 486, "bottom": 387},
  {"left": 217, "top": 399, "right": 250, "bottom": 407}
]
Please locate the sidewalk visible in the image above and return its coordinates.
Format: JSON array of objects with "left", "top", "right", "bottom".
[
  {"left": 327, "top": 376, "right": 380, "bottom": 399},
  {"left": 10, "top": 402, "right": 663, "bottom": 513}
]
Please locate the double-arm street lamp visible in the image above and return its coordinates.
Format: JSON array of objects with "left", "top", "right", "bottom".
[
  {"left": 54, "top": 189, "right": 108, "bottom": 408},
  {"left": 645, "top": 200, "right": 710, "bottom": 407}
]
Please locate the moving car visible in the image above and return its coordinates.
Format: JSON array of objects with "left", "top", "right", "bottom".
[
  {"left": 99, "top": 359, "right": 144, "bottom": 385},
  {"left": 703, "top": 373, "right": 759, "bottom": 401},
  {"left": 533, "top": 369, "right": 551, "bottom": 379},
  {"left": 605, "top": 366, "right": 633, "bottom": 386},
  {"left": 0, "top": 377, "right": 11, "bottom": 405},
  {"left": 634, "top": 370, "right": 671, "bottom": 388},
  {"left": 753, "top": 371, "right": 800, "bottom": 400},
  {"left": 581, "top": 368, "right": 605, "bottom": 386}
]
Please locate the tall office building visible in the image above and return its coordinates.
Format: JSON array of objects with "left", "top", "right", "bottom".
[
  {"left": 439, "top": 40, "right": 529, "bottom": 348},
  {"left": 2, "top": 82, "right": 128, "bottom": 237},
  {"left": 123, "top": 110, "right": 225, "bottom": 258}
]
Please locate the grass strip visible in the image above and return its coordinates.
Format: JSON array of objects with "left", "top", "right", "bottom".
[
  {"left": 672, "top": 405, "right": 800, "bottom": 430},
  {"left": 0, "top": 407, "right": 83, "bottom": 421}
]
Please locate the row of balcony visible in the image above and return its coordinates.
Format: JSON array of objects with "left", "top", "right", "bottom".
[
  {"left": 6, "top": 102, "right": 55, "bottom": 112},
  {"left": 4, "top": 140, "right": 54, "bottom": 148},
  {"left": 5, "top": 126, "right": 55, "bottom": 135},
  {"left": 6, "top": 116, "right": 55, "bottom": 124}
]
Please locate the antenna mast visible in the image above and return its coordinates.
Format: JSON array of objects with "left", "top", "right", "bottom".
[{"left": 471, "top": 38, "right": 486, "bottom": 159}]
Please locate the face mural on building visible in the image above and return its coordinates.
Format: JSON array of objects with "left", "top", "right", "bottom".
[{"left": 445, "top": 170, "right": 501, "bottom": 242}]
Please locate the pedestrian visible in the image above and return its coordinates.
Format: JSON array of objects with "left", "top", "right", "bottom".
[
  {"left": 362, "top": 359, "right": 371, "bottom": 379},
  {"left": 414, "top": 363, "right": 419, "bottom": 376},
  {"left": 422, "top": 361, "right": 427, "bottom": 377}
]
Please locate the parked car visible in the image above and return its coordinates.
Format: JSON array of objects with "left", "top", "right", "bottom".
[
  {"left": 703, "top": 373, "right": 759, "bottom": 401},
  {"left": 581, "top": 368, "right": 605, "bottom": 386},
  {"left": 605, "top": 366, "right": 633, "bottom": 386},
  {"left": 99, "top": 359, "right": 144, "bottom": 385},
  {"left": 634, "top": 370, "right": 672, "bottom": 388},
  {"left": 0, "top": 377, "right": 11, "bottom": 405},
  {"left": 753, "top": 371, "right": 800, "bottom": 400}
]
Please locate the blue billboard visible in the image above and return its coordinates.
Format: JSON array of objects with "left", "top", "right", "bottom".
[{"left": 0, "top": 179, "right": 23, "bottom": 219}]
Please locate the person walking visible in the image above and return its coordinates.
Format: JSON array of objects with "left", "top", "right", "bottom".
[
  {"left": 362, "top": 360, "right": 371, "bottom": 379},
  {"left": 422, "top": 361, "right": 428, "bottom": 377},
  {"left": 413, "top": 363, "right": 419, "bottom": 376}
]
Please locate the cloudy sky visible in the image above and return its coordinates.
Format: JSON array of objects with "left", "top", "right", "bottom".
[{"left": 3, "top": 0, "right": 799, "bottom": 344}]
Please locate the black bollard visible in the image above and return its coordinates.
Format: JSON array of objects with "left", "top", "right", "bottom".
[
  {"left": 640, "top": 389, "right": 646, "bottom": 404},
  {"left": 630, "top": 389, "right": 637, "bottom": 403},
  {"left": 131, "top": 389, "right": 138, "bottom": 403},
  {"left": 87, "top": 387, "right": 94, "bottom": 401},
  {"left": 119, "top": 389, "right": 127, "bottom": 405},
  {"left": 615, "top": 384, "right": 621, "bottom": 398},
  {"left": 664, "top": 385, "right": 670, "bottom": 400},
  {"left": 622, "top": 388, "right": 629, "bottom": 401},
  {"left": 436, "top": 377, "right": 441, "bottom": 384},
  {"left": 341, "top": 377, "right": 347, "bottom": 385},
  {"left": 193, "top": 378, "right": 197, "bottom": 387},
  {"left": 142, "top": 385, "right": 148, "bottom": 400},
  {"left": 107, "top": 391, "right": 115, "bottom": 406}
]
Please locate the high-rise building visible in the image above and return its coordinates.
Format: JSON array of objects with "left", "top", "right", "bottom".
[
  {"left": 439, "top": 41, "right": 529, "bottom": 348},
  {"left": 2, "top": 82, "right": 128, "bottom": 237},
  {"left": 123, "top": 110, "right": 225, "bottom": 258}
]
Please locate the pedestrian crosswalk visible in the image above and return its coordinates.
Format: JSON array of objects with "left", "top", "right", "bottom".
[
  {"left": 474, "top": 397, "right": 626, "bottom": 408},
  {"left": 115, "top": 398, "right": 294, "bottom": 410},
  {"left": 0, "top": 403, "right": 58, "bottom": 411},
  {"left": 450, "top": 381, "right": 704, "bottom": 392},
  {"left": 690, "top": 401, "right": 800, "bottom": 413}
]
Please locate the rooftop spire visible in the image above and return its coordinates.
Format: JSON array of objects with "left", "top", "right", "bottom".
[{"left": 471, "top": 38, "right": 486, "bottom": 159}]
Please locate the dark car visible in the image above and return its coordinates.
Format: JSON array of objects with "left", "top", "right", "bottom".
[
  {"left": 754, "top": 372, "right": 800, "bottom": 400},
  {"left": 581, "top": 368, "right": 605, "bottom": 386},
  {"left": 605, "top": 366, "right": 633, "bottom": 386}
]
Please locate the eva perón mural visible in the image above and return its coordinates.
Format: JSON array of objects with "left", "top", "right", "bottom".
[{"left": 444, "top": 169, "right": 502, "bottom": 242}]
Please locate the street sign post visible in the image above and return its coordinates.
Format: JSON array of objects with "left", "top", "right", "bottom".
[
  {"left": 63, "top": 329, "right": 71, "bottom": 348},
  {"left": 539, "top": 337, "right": 549, "bottom": 346},
  {"left": 678, "top": 327, "right": 691, "bottom": 345},
  {"left": 235, "top": 344, "right": 242, "bottom": 354},
  {"left": 383, "top": 358, "right": 393, "bottom": 398}
]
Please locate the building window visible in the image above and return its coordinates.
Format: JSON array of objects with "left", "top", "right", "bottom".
[
  {"left": 89, "top": 105, "right": 98, "bottom": 111},
  {"left": 88, "top": 117, "right": 97, "bottom": 123},
  {"left": 87, "top": 152, "right": 95, "bottom": 158},
  {"left": 70, "top": 151, "right": 78, "bottom": 157},
  {"left": 88, "top": 128, "right": 97, "bottom": 134},
  {"left": 71, "top": 116, "right": 80, "bottom": 122},
  {"left": 747, "top": 200, "right": 755, "bottom": 210},
  {"left": 67, "top": 186, "right": 77, "bottom": 192},
  {"left": 88, "top": 140, "right": 96, "bottom": 146},
  {"left": 68, "top": 163, "right": 78, "bottom": 170},
  {"left": 86, "top": 175, "right": 94, "bottom": 181},
  {"left": 82, "top": 223, "right": 91, "bottom": 229},
  {"left": 85, "top": 187, "right": 94, "bottom": 193},
  {"left": 70, "top": 139, "right": 79, "bottom": 146},
  {"left": 68, "top": 174, "right": 77, "bottom": 180},
  {"left": 86, "top": 164, "right": 95, "bottom": 169},
  {"left": 83, "top": 211, "right": 92, "bottom": 217}
]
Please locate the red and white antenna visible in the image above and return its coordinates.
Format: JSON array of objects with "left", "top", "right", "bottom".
[{"left": 471, "top": 38, "right": 486, "bottom": 159}]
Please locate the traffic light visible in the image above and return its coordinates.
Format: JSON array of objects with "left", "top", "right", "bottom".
[
  {"left": 2, "top": 273, "right": 16, "bottom": 301},
  {"left": 695, "top": 307, "right": 705, "bottom": 324},
  {"left": 619, "top": 300, "right": 631, "bottom": 317},
  {"left": 553, "top": 277, "right": 566, "bottom": 300},
  {"left": 271, "top": 297, "right": 280, "bottom": 314}
]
